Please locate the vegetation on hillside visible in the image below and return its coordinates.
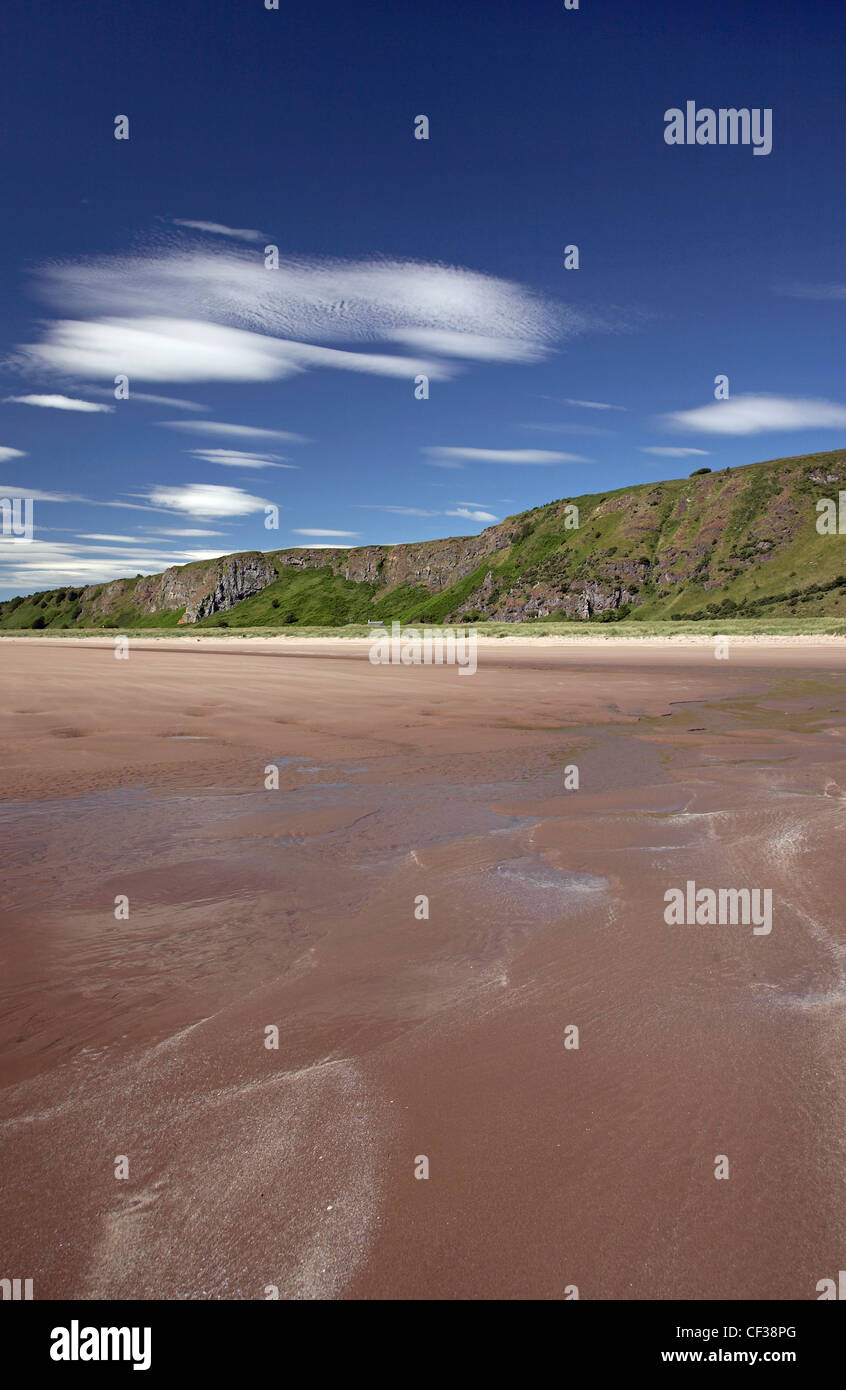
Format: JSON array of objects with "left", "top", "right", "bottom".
[{"left": 3, "top": 448, "right": 846, "bottom": 628}]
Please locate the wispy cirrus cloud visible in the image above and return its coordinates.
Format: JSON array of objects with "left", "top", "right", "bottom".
[
  {"left": 4, "top": 393, "right": 112, "bottom": 412},
  {"left": 639, "top": 446, "right": 711, "bottom": 457},
  {"left": 186, "top": 449, "right": 298, "bottom": 469},
  {"left": 172, "top": 220, "right": 268, "bottom": 242},
  {"left": 0, "top": 447, "right": 27, "bottom": 462},
  {"left": 423, "top": 446, "right": 590, "bottom": 468},
  {"left": 158, "top": 420, "right": 305, "bottom": 442},
  {"left": 563, "top": 398, "right": 626, "bottom": 411},
  {"left": 353, "top": 505, "right": 439, "bottom": 517},
  {"left": 292, "top": 528, "right": 360, "bottom": 537},
  {"left": 521, "top": 421, "right": 616, "bottom": 436},
  {"left": 0, "top": 483, "right": 83, "bottom": 502},
  {"left": 663, "top": 394, "right": 846, "bottom": 435},
  {"left": 386, "top": 328, "right": 546, "bottom": 363},
  {"left": 776, "top": 283, "right": 846, "bottom": 300},
  {"left": 76, "top": 533, "right": 141, "bottom": 542},
  {"left": 143, "top": 527, "right": 226, "bottom": 536},
  {"left": 82, "top": 385, "right": 207, "bottom": 411},
  {"left": 445, "top": 507, "right": 498, "bottom": 522}
]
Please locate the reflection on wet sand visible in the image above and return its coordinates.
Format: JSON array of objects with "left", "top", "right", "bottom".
[{"left": 1, "top": 641, "right": 845, "bottom": 1298}]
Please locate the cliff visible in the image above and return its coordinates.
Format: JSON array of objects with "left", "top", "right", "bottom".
[{"left": 4, "top": 448, "right": 846, "bottom": 628}]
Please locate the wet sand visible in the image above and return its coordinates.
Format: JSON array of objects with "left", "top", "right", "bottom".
[{"left": 1, "top": 638, "right": 846, "bottom": 1299}]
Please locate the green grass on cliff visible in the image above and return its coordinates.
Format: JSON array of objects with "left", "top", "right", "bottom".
[{"left": 0, "top": 585, "right": 185, "bottom": 630}]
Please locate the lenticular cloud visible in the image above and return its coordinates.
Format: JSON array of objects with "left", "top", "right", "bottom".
[
  {"left": 35, "top": 247, "right": 567, "bottom": 344},
  {"left": 18, "top": 239, "right": 575, "bottom": 380}
]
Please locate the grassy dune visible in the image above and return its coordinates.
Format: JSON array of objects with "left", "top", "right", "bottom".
[{"left": 3, "top": 617, "right": 845, "bottom": 640}]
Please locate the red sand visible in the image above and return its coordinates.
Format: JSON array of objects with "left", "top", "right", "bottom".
[{"left": 1, "top": 638, "right": 846, "bottom": 1299}]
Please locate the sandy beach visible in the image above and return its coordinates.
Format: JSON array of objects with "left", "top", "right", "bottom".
[{"left": 2, "top": 636, "right": 845, "bottom": 1299}]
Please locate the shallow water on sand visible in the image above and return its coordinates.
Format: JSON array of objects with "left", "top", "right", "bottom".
[{"left": 2, "top": 645, "right": 846, "bottom": 1298}]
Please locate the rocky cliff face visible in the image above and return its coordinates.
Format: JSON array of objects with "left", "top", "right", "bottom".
[
  {"left": 452, "top": 576, "right": 637, "bottom": 621},
  {"left": 179, "top": 554, "right": 277, "bottom": 622},
  {"left": 81, "top": 552, "right": 277, "bottom": 622},
  {"left": 271, "top": 525, "right": 513, "bottom": 592}
]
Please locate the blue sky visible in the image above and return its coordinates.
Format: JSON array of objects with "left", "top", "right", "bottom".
[{"left": 1, "top": 0, "right": 845, "bottom": 597}]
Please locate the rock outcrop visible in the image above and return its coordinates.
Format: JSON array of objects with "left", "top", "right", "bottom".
[{"left": 81, "top": 552, "right": 278, "bottom": 623}]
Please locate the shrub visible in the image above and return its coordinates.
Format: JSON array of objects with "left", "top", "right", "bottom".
[
  {"left": 595, "top": 603, "right": 631, "bottom": 623},
  {"left": 31, "top": 615, "right": 46, "bottom": 629}
]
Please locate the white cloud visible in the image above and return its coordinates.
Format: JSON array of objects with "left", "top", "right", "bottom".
[
  {"left": 76, "top": 533, "right": 143, "bottom": 542},
  {"left": 521, "top": 422, "right": 616, "bottom": 436},
  {"left": 386, "top": 329, "right": 548, "bottom": 363},
  {"left": 82, "top": 386, "right": 207, "bottom": 410},
  {"left": 0, "top": 484, "right": 81, "bottom": 502},
  {"left": 353, "top": 505, "right": 438, "bottom": 517},
  {"left": 564, "top": 398, "right": 626, "bottom": 411},
  {"left": 777, "top": 283, "right": 846, "bottom": 300},
  {"left": 663, "top": 395, "right": 846, "bottom": 436},
  {"left": 445, "top": 508, "right": 499, "bottom": 522},
  {"left": 18, "top": 245, "right": 589, "bottom": 392},
  {"left": 172, "top": 220, "right": 267, "bottom": 242},
  {"left": 19, "top": 315, "right": 451, "bottom": 385},
  {"left": 0, "top": 537, "right": 223, "bottom": 590},
  {"left": 292, "top": 528, "right": 360, "bottom": 537},
  {"left": 20, "top": 318, "right": 306, "bottom": 384},
  {"left": 143, "top": 484, "right": 271, "bottom": 518},
  {"left": 0, "top": 482, "right": 239, "bottom": 522},
  {"left": 638, "top": 446, "right": 711, "bottom": 457},
  {"left": 423, "top": 446, "right": 590, "bottom": 466},
  {"left": 33, "top": 247, "right": 566, "bottom": 348},
  {"left": 4, "top": 394, "right": 112, "bottom": 412},
  {"left": 186, "top": 449, "right": 298, "bottom": 469},
  {"left": 281, "top": 340, "right": 454, "bottom": 380},
  {"left": 0, "top": 447, "right": 27, "bottom": 463},
  {"left": 159, "top": 420, "right": 305, "bottom": 441},
  {"left": 143, "top": 527, "right": 226, "bottom": 536}
]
